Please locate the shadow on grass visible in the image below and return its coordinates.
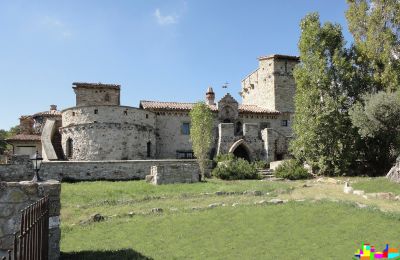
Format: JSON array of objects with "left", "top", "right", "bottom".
[{"left": 60, "top": 249, "right": 153, "bottom": 260}]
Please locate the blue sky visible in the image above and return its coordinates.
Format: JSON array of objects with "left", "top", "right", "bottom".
[{"left": 0, "top": 1, "right": 351, "bottom": 130}]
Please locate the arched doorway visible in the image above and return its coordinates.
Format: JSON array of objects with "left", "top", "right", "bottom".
[
  {"left": 232, "top": 144, "right": 251, "bottom": 161},
  {"left": 228, "top": 139, "right": 252, "bottom": 162}
]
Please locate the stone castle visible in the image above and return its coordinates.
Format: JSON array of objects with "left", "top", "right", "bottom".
[{"left": 7, "top": 54, "right": 299, "bottom": 163}]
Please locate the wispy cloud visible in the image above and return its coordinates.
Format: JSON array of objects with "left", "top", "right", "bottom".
[
  {"left": 153, "top": 8, "right": 178, "bottom": 26},
  {"left": 39, "top": 16, "right": 72, "bottom": 39}
]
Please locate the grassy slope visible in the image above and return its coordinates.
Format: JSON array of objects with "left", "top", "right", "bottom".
[
  {"left": 60, "top": 179, "right": 400, "bottom": 259},
  {"left": 61, "top": 202, "right": 400, "bottom": 260},
  {"left": 352, "top": 177, "right": 400, "bottom": 195}
]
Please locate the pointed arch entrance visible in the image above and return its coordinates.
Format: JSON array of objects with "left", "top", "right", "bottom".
[{"left": 228, "top": 139, "right": 252, "bottom": 161}]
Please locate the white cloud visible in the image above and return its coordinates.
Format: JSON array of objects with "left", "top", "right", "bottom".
[
  {"left": 154, "top": 8, "right": 178, "bottom": 26},
  {"left": 39, "top": 16, "right": 72, "bottom": 39}
]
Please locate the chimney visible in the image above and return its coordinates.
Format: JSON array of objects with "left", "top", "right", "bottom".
[
  {"left": 19, "top": 116, "right": 34, "bottom": 134},
  {"left": 50, "top": 105, "right": 57, "bottom": 111},
  {"left": 205, "top": 87, "right": 215, "bottom": 105}
]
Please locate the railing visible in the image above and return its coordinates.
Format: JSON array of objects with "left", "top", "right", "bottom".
[{"left": 2, "top": 196, "right": 49, "bottom": 260}]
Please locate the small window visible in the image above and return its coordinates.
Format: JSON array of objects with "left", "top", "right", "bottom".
[
  {"left": 72, "top": 112, "right": 76, "bottom": 116},
  {"left": 66, "top": 138, "right": 73, "bottom": 158},
  {"left": 281, "top": 120, "right": 288, "bottom": 127},
  {"left": 181, "top": 122, "right": 190, "bottom": 135},
  {"left": 105, "top": 93, "right": 110, "bottom": 102},
  {"left": 94, "top": 109, "right": 98, "bottom": 114},
  {"left": 176, "top": 150, "right": 195, "bottom": 159},
  {"left": 146, "top": 114, "right": 149, "bottom": 119},
  {"left": 147, "top": 141, "right": 151, "bottom": 157},
  {"left": 124, "top": 110, "right": 128, "bottom": 115}
]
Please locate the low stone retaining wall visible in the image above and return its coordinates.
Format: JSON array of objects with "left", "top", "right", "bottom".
[
  {"left": 0, "top": 159, "right": 199, "bottom": 182},
  {"left": 146, "top": 164, "right": 200, "bottom": 185},
  {"left": 0, "top": 180, "right": 61, "bottom": 260}
]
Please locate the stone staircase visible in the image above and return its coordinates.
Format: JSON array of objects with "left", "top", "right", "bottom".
[{"left": 258, "top": 168, "right": 274, "bottom": 179}]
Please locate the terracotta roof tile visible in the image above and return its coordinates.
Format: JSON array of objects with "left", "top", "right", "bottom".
[
  {"left": 238, "top": 104, "right": 280, "bottom": 114},
  {"left": 6, "top": 134, "right": 41, "bottom": 141},
  {"left": 32, "top": 110, "right": 61, "bottom": 117},
  {"left": 140, "top": 101, "right": 279, "bottom": 114}
]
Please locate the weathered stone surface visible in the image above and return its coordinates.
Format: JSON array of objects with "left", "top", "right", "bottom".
[
  {"left": 151, "top": 208, "right": 163, "bottom": 213},
  {"left": 90, "top": 213, "right": 105, "bottom": 222},
  {"left": 268, "top": 198, "right": 285, "bottom": 204},
  {"left": 146, "top": 164, "right": 200, "bottom": 185},
  {"left": 0, "top": 159, "right": 200, "bottom": 182},
  {"left": 355, "top": 202, "right": 368, "bottom": 209},
  {"left": 0, "top": 180, "right": 61, "bottom": 260},
  {"left": 386, "top": 159, "right": 400, "bottom": 183},
  {"left": 208, "top": 203, "right": 224, "bottom": 208},
  {"left": 353, "top": 190, "right": 365, "bottom": 196},
  {"left": 376, "top": 192, "right": 394, "bottom": 200},
  {"left": 343, "top": 182, "right": 354, "bottom": 194}
]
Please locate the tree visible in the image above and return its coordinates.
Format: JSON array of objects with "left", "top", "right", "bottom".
[
  {"left": 349, "top": 91, "right": 400, "bottom": 175},
  {"left": 290, "top": 13, "right": 358, "bottom": 176},
  {"left": 346, "top": 0, "right": 400, "bottom": 92},
  {"left": 0, "top": 129, "right": 7, "bottom": 155},
  {"left": 189, "top": 102, "right": 214, "bottom": 181}
]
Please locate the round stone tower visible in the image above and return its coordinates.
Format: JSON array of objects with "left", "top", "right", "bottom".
[{"left": 60, "top": 82, "right": 156, "bottom": 161}]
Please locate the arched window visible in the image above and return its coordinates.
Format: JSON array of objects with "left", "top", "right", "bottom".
[
  {"left": 66, "top": 138, "right": 73, "bottom": 158},
  {"left": 104, "top": 93, "right": 110, "bottom": 102}
]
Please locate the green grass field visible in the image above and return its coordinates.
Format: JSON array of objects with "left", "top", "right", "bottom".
[
  {"left": 352, "top": 177, "right": 400, "bottom": 195},
  {"left": 60, "top": 179, "right": 400, "bottom": 259}
]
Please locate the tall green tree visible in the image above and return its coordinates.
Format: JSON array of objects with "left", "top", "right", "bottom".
[
  {"left": 350, "top": 91, "right": 400, "bottom": 175},
  {"left": 290, "top": 13, "right": 358, "bottom": 176},
  {"left": 346, "top": 0, "right": 400, "bottom": 92},
  {"left": 189, "top": 102, "right": 214, "bottom": 180}
]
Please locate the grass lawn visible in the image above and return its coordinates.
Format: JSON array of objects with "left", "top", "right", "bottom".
[
  {"left": 60, "top": 179, "right": 400, "bottom": 259},
  {"left": 352, "top": 177, "right": 400, "bottom": 195}
]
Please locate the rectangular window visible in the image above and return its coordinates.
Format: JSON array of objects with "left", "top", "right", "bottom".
[
  {"left": 176, "top": 150, "right": 195, "bottom": 159},
  {"left": 94, "top": 109, "right": 98, "bottom": 114},
  {"left": 260, "top": 122, "right": 271, "bottom": 130},
  {"left": 181, "top": 122, "right": 190, "bottom": 135},
  {"left": 281, "top": 120, "right": 288, "bottom": 127}
]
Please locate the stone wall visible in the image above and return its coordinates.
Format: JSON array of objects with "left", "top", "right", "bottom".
[
  {"left": 216, "top": 123, "right": 264, "bottom": 160},
  {"left": 0, "top": 159, "right": 200, "bottom": 182},
  {"left": 61, "top": 106, "right": 156, "bottom": 160},
  {"left": 146, "top": 164, "right": 200, "bottom": 185},
  {"left": 74, "top": 85, "right": 120, "bottom": 106},
  {"left": 155, "top": 112, "right": 194, "bottom": 159},
  {"left": 0, "top": 180, "right": 61, "bottom": 260}
]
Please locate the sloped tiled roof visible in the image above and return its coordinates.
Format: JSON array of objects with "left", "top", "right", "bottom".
[
  {"left": 32, "top": 110, "right": 61, "bottom": 117},
  {"left": 238, "top": 104, "right": 280, "bottom": 114},
  {"left": 6, "top": 134, "right": 41, "bottom": 141},
  {"left": 139, "top": 101, "right": 279, "bottom": 114}
]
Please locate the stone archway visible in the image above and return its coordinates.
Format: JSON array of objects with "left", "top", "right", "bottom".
[{"left": 228, "top": 139, "right": 252, "bottom": 161}]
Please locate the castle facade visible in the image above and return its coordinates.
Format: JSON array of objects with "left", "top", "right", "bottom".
[{"left": 7, "top": 54, "right": 298, "bottom": 163}]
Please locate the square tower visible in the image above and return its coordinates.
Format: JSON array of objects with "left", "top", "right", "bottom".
[
  {"left": 240, "top": 55, "right": 299, "bottom": 113},
  {"left": 73, "top": 82, "right": 121, "bottom": 107}
]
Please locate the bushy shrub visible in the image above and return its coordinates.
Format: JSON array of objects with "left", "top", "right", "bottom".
[
  {"left": 274, "top": 160, "right": 312, "bottom": 180},
  {"left": 212, "top": 154, "right": 261, "bottom": 180}
]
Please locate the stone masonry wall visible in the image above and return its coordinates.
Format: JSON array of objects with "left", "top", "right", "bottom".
[
  {"left": 155, "top": 112, "right": 193, "bottom": 159},
  {"left": 61, "top": 106, "right": 156, "bottom": 160},
  {"left": 146, "top": 164, "right": 200, "bottom": 185},
  {"left": 0, "top": 159, "right": 199, "bottom": 182},
  {"left": 0, "top": 180, "right": 61, "bottom": 260},
  {"left": 74, "top": 87, "right": 120, "bottom": 106}
]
